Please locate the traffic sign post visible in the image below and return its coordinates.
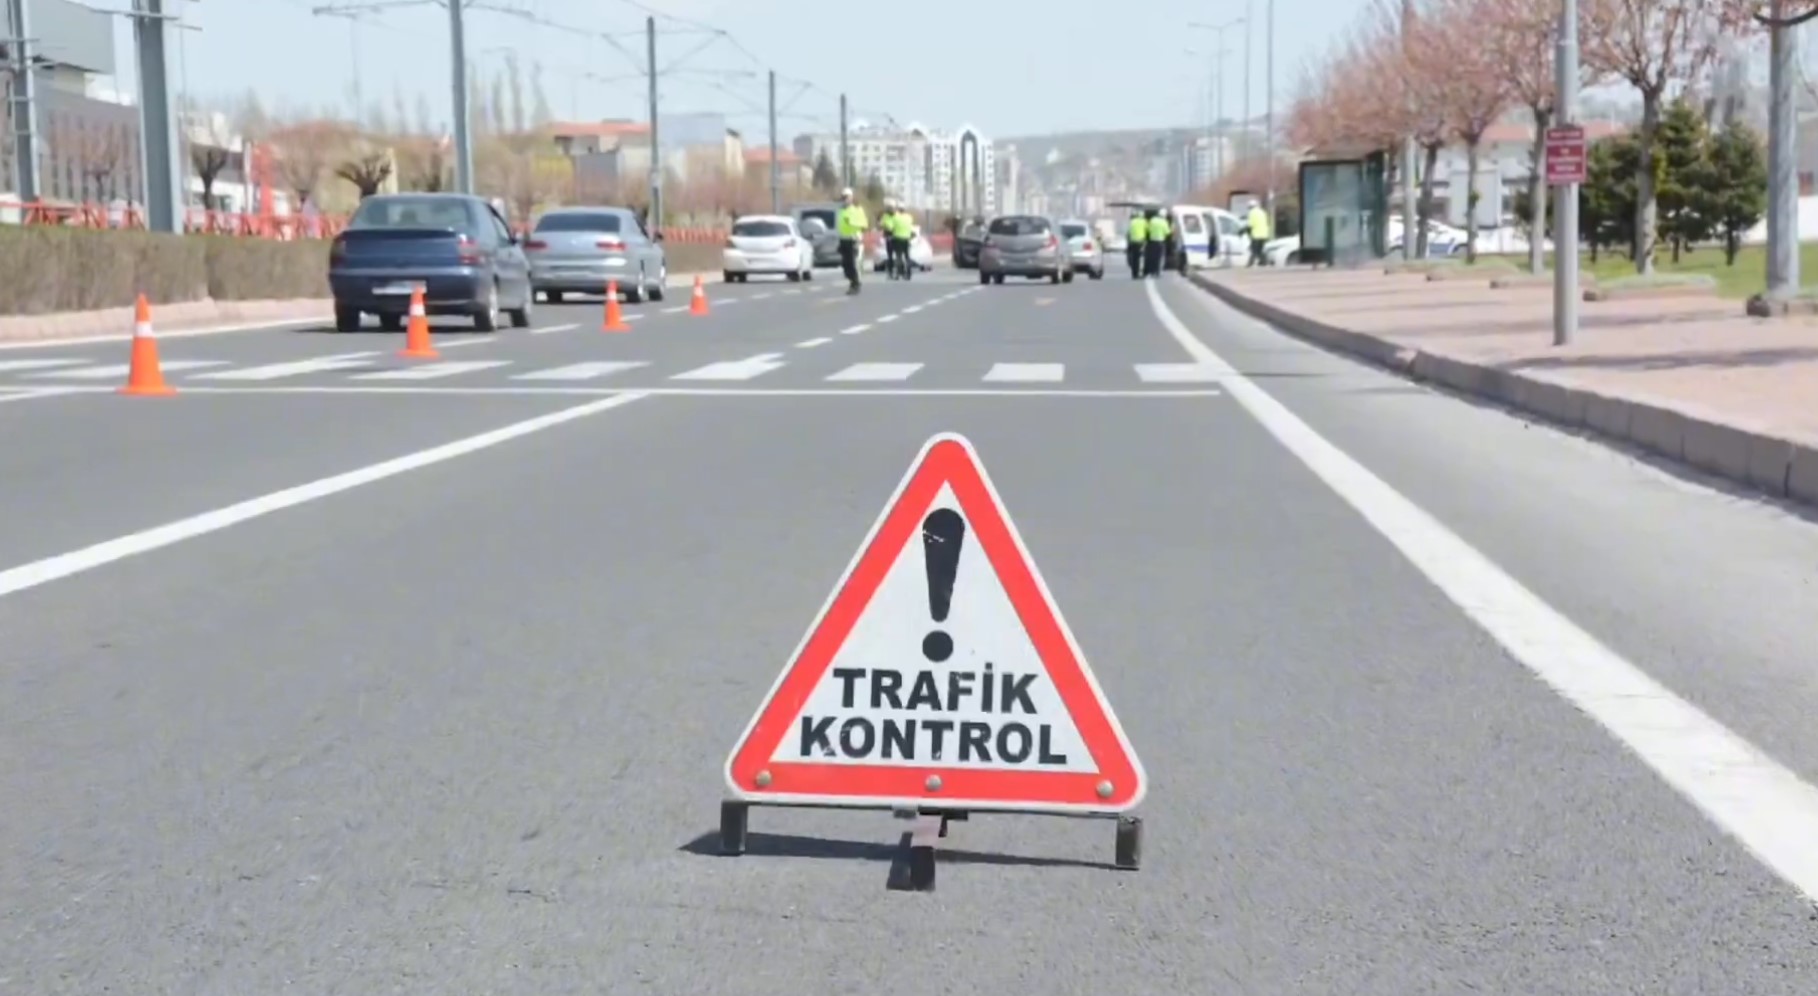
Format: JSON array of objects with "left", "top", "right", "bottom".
[
  {"left": 1545, "top": 125, "right": 1587, "bottom": 186},
  {"left": 719, "top": 432, "right": 1148, "bottom": 889}
]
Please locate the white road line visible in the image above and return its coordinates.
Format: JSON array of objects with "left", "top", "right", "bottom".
[
  {"left": 875, "top": 314, "right": 900, "bottom": 324},
  {"left": 0, "top": 316, "right": 321, "bottom": 351},
  {"left": 670, "top": 352, "right": 786, "bottom": 381},
  {"left": 165, "top": 385, "right": 1221, "bottom": 398},
  {"left": 0, "top": 358, "right": 87, "bottom": 372},
  {"left": 839, "top": 323, "right": 871, "bottom": 335},
  {"left": 350, "top": 360, "right": 511, "bottom": 381},
  {"left": 982, "top": 362, "right": 1064, "bottom": 383},
  {"left": 662, "top": 306, "right": 686, "bottom": 314},
  {"left": 795, "top": 337, "right": 832, "bottom": 349},
  {"left": 826, "top": 362, "right": 922, "bottom": 382},
  {"left": 29, "top": 359, "right": 228, "bottom": 379},
  {"left": 528, "top": 322, "right": 580, "bottom": 335},
  {"left": 0, "top": 386, "right": 85, "bottom": 403},
  {"left": 0, "top": 393, "right": 646, "bottom": 601},
  {"left": 1135, "top": 362, "right": 1222, "bottom": 383},
  {"left": 751, "top": 293, "right": 773, "bottom": 300},
  {"left": 194, "top": 353, "right": 379, "bottom": 381},
  {"left": 1147, "top": 278, "right": 1818, "bottom": 902},
  {"left": 511, "top": 360, "right": 649, "bottom": 381},
  {"left": 903, "top": 305, "right": 924, "bottom": 314}
]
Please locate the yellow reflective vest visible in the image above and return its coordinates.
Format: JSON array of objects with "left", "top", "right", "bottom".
[
  {"left": 1246, "top": 206, "right": 1272, "bottom": 240},
  {"left": 837, "top": 204, "right": 869, "bottom": 238},
  {"left": 1148, "top": 216, "right": 1172, "bottom": 240},
  {"left": 1128, "top": 217, "right": 1148, "bottom": 243}
]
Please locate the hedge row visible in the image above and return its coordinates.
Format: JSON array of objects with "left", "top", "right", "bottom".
[
  {"left": 0, "top": 225, "right": 734, "bottom": 317},
  {"left": 0, "top": 224, "right": 331, "bottom": 316}
]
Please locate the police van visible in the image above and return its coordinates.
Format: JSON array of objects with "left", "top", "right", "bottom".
[{"left": 1169, "top": 204, "right": 1247, "bottom": 269}]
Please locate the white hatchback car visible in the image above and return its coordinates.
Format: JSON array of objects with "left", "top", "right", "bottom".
[{"left": 723, "top": 215, "right": 814, "bottom": 282}]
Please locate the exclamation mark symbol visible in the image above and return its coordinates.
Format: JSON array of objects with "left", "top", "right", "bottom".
[{"left": 920, "top": 508, "right": 966, "bottom": 662}]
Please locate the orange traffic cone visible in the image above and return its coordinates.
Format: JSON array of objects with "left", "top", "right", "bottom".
[
  {"left": 603, "top": 280, "right": 629, "bottom": 332},
  {"left": 689, "top": 274, "right": 709, "bottom": 316},
  {"left": 398, "top": 286, "right": 438, "bottom": 359},
  {"left": 118, "top": 294, "right": 175, "bottom": 396}
]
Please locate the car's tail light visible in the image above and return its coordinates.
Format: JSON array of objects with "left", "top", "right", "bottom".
[
  {"left": 523, "top": 239, "right": 548, "bottom": 250},
  {"left": 1046, "top": 234, "right": 1058, "bottom": 250},
  {"left": 1082, "top": 240, "right": 1094, "bottom": 251},
  {"left": 329, "top": 235, "right": 348, "bottom": 262},
  {"left": 456, "top": 233, "right": 482, "bottom": 264},
  {"left": 783, "top": 238, "right": 796, "bottom": 248},
  {"left": 597, "top": 237, "right": 625, "bottom": 251}
]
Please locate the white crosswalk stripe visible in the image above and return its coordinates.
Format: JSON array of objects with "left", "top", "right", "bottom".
[
  {"left": 1135, "top": 363, "right": 1222, "bottom": 383},
  {"left": 826, "top": 362, "right": 922, "bottom": 382},
  {"left": 983, "top": 362, "right": 1064, "bottom": 383},
  {"left": 670, "top": 353, "right": 786, "bottom": 381},
  {"left": 512, "top": 361, "right": 649, "bottom": 381},
  {"left": 0, "top": 358, "right": 86, "bottom": 372},
  {"left": 196, "top": 353, "right": 379, "bottom": 381},
  {"left": 31, "top": 359, "right": 228, "bottom": 379},
  {"left": 350, "top": 360, "right": 512, "bottom": 381}
]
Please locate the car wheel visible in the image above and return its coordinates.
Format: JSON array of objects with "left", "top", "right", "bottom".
[
  {"left": 994, "top": 274, "right": 1006, "bottom": 285},
  {"left": 1089, "top": 269, "right": 1103, "bottom": 280},
  {"left": 723, "top": 271, "right": 735, "bottom": 283},
  {"left": 546, "top": 290, "right": 565, "bottom": 304},
  {"left": 1062, "top": 271, "right": 1075, "bottom": 284},
  {"left": 1049, "top": 271, "right": 1062, "bottom": 284},
  {"left": 787, "top": 270, "right": 802, "bottom": 282},
  {"left": 378, "top": 313, "right": 403, "bottom": 332},
  {"left": 472, "top": 282, "right": 500, "bottom": 332},
  {"left": 507, "top": 287, "right": 533, "bottom": 328},
  {"left": 979, "top": 271, "right": 991, "bottom": 285},
  {"left": 649, "top": 266, "right": 667, "bottom": 301},
  {"left": 626, "top": 272, "right": 648, "bottom": 304},
  {"left": 334, "top": 305, "right": 361, "bottom": 332},
  {"left": 803, "top": 267, "right": 814, "bottom": 281}
]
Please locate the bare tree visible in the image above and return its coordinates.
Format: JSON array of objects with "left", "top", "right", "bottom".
[
  {"left": 1418, "top": 0, "right": 1514, "bottom": 261},
  {"left": 1584, "top": 0, "right": 1731, "bottom": 274},
  {"left": 268, "top": 119, "right": 350, "bottom": 209}
]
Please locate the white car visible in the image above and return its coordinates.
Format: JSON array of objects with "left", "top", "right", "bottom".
[
  {"left": 723, "top": 214, "right": 814, "bottom": 282},
  {"left": 868, "top": 229, "right": 935, "bottom": 272}
]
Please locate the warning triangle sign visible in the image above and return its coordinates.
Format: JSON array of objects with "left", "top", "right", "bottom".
[{"left": 724, "top": 432, "right": 1146, "bottom": 814}]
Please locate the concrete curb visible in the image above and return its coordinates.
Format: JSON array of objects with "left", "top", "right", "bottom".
[
  {"left": 0, "top": 297, "right": 332, "bottom": 343},
  {"left": 1188, "top": 272, "right": 1818, "bottom": 508}
]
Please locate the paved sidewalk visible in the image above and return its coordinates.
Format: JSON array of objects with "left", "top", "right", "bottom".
[{"left": 1192, "top": 266, "right": 1818, "bottom": 506}]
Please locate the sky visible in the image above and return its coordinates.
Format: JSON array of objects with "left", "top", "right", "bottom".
[{"left": 95, "top": 0, "right": 1357, "bottom": 143}]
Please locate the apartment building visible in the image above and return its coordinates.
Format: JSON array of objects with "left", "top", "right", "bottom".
[
  {"left": 792, "top": 121, "right": 999, "bottom": 217},
  {"left": 0, "top": 0, "right": 138, "bottom": 207}
]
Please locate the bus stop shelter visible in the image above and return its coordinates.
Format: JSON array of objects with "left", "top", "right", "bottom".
[{"left": 1297, "top": 146, "right": 1389, "bottom": 266}]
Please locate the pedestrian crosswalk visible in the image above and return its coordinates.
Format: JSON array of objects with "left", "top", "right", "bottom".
[{"left": 0, "top": 353, "right": 1225, "bottom": 387}]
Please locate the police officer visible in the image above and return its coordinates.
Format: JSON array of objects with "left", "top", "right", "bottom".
[
  {"left": 1245, "top": 201, "right": 1272, "bottom": 267},
  {"left": 893, "top": 208, "right": 914, "bottom": 281},
  {"left": 836, "top": 188, "right": 869, "bottom": 294},
  {"left": 1143, "top": 207, "right": 1171, "bottom": 278},
  {"left": 877, "top": 201, "right": 899, "bottom": 279},
  {"left": 1125, "top": 210, "right": 1147, "bottom": 279}
]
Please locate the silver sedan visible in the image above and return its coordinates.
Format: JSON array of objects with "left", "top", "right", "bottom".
[
  {"left": 1058, "top": 219, "right": 1104, "bottom": 280},
  {"left": 525, "top": 205, "right": 668, "bottom": 303}
]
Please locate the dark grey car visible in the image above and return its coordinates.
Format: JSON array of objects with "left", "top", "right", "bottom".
[
  {"left": 791, "top": 203, "right": 843, "bottom": 267},
  {"left": 328, "top": 192, "right": 533, "bottom": 332},
  {"left": 977, "top": 214, "right": 1068, "bottom": 285},
  {"left": 525, "top": 206, "right": 667, "bottom": 303}
]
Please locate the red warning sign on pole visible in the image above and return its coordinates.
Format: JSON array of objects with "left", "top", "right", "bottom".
[{"left": 723, "top": 433, "right": 1147, "bottom": 815}]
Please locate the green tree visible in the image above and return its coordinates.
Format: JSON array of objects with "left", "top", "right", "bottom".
[
  {"left": 811, "top": 150, "right": 838, "bottom": 193},
  {"left": 1581, "top": 135, "right": 1639, "bottom": 263},
  {"left": 1703, "top": 120, "right": 1768, "bottom": 266},
  {"left": 1654, "top": 99, "right": 1712, "bottom": 262}
]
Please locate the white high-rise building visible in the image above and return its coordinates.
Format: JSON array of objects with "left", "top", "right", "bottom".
[{"left": 792, "top": 121, "right": 998, "bottom": 216}]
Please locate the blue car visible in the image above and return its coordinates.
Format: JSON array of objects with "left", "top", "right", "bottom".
[{"left": 328, "top": 192, "right": 534, "bottom": 332}]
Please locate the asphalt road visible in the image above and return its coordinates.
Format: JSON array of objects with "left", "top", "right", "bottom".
[{"left": 4, "top": 263, "right": 1818, "bottom": 993}]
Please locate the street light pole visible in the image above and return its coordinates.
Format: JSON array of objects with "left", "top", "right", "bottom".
[
  {"left": 768, "top": 69, "right": 780, "bottom": 214},
  {"left": 4, "top": 0, "right": 42, "bottom": 204},
  {"left": 1264, "top": 0, "right": 1275, "bottom": 214},
  {"left": 647, "top": 15, "right": 662, "bottom": 228},
  {"left": 1400, "top": 0, "right": 1417, "bottom": 260},
  {"left": 1242, "top": 0, "right": 1252, "bottom": 160},
  {"left": 448, "top": 0, "right": 473, "bottom": 193},
  {"left": 1765, "top": 0, "right": 1799, "bottom": 300},
  {"left": 1552, "top": 0, "right": 1579, "bottom": 345}
]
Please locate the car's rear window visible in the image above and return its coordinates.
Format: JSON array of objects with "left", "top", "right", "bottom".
[
  {"left": 1180, "top": 214, "right": 1204, "bottom": 234},
  {"left": 1060, "top": 223, "right": 1089, "bottom": 239},
  {"left": 988, "top": 216, "right": 1049, "bottom": 236},
  {"left": 350, "top": 197, "right": 473, "bottom": 230},
  {"left": 535, "top": 211, "right": 623, "bottom": 233},
  {"left": 734, "top": 220, "right": 792, "bottom": 237}
]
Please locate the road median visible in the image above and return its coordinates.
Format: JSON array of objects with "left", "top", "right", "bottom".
[{"left": 1189, "top": 267, "right": 1818, "bottom": 508}]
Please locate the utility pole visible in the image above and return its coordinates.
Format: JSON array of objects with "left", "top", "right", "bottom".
[
  {"left": 1242, "top": 0, "right": 1252, "bottom": 161},
  {"left": 767, "top": 69, "right": 779, "bottom": 214},
  {"left": 4, "top": 0, "right": 41, "bottom": 204},
  {"left": 1764, "top": 0, "right": 1799, "bottom": 300},
  {"left": 1399, "top": 0, "right": 1417, "bottom": 260},
  {"left": 838, "top": 92, "right": 851, "bottom": 188},
  {"left": 448, "top": 0, "right": 472, "bottom": 193},
  {"left": 129, "top": 0, "right": 183, "bottom": 233},
  {"left": 646, "top": 15, "right": 662, "bottom": 228},
  {"left": 1264, "top": 0, "right": 1274, "bottom": 215},
  {"left": 1551, "top": 0, "right": 1579, "bottom": 345}
]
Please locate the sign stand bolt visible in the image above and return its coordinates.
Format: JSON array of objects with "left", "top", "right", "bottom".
[
  {"left": 1114, "top": 815, "right": 1143, "bottom": 871},
  {"left": 1096, "top": 780, "right": 1114, "bottom": 800},
  {"left": 924, "top": 775, "right": 942, "bottom": 792},
  {"left": 718, "top": 801, "right": 749, "bottom": 856},
  {"left": 754, "top": 770, "right": 772, "bottom": 788}
]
